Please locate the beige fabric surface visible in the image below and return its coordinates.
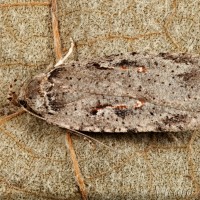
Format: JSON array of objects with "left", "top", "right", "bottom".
[{"left": 0, "top": 0, "right": 200, "bottom": 199}]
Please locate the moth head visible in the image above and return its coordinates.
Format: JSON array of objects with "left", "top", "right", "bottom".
[{"left": 18, "top": 74, "right": 47, "bottom": 114}]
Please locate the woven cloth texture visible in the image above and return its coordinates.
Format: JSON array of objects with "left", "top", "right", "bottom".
[{"left": 0, "top": 0, "right": 200, "bottom": 199}]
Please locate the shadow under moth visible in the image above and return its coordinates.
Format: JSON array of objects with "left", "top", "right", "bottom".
[{"left": 16, "top": 52, "right": 200, "bottom": 133}]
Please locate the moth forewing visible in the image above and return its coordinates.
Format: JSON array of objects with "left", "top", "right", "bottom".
[{"left": 18, "top": 52, "right": 200, "bottom": 133}]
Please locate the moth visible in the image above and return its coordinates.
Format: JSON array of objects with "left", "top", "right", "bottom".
[{"left": 16, "top": 50, "right": 200, "bottom": 133}]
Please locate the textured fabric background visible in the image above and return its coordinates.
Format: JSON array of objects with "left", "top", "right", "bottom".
[{"left": 0, "top": 0, "right": 200, "bottom": 199}]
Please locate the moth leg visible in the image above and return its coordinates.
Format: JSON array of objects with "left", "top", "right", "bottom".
[
  {"left": 66, "top": 128, "right": 115, "bottom": 151},
  {"left": 0, "top": 109, "right": 25, "bottom": 125},
  {"left": 55, "top": 37, "right": 75, "bottom": 67}
]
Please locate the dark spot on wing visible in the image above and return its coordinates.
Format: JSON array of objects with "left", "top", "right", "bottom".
[
  {"left": 115, "top": 59, "right": 138, "bottom": 67},
  {"left": 155, "top": 124, "right": 165, "bottom": 132},
  {"left": 177, "top": 69, "right": 200, "bottom": 82},
  {"left": 96, "top": 103, "right": 112, "bottom": 109},
  {"left": 130, "top": 52, "right": 137, "bottom": 56},
  {"left": 162, "top": 114, "right": 187, "bottom": 126},
  {"left": 158, "top": 53, "right": 197, "bottom": 65},
  {"left": 49, "top": 100, "right": 64, "bottom": 111},
  {"left": 86, "top": 62, "right": 113, "bottom": 70},
  {"left": 116, "top": 59, "right": 130, "bottom": 65},
  {"left": 90, "top": 103, "right": 112, "bottom": 115},
  {"left": 90, "top": 109, "right": 98, "bottom": 115},
  {"left": 47, "top": 92, "right": 54, "bottom": 101},
  {"left": 114, "top": 105, "right": 133, "bottom": 119},
  {"left": 158, "top": 53, "right": 168, "bottom": 57},
  {"left": 47, "top": 92, "right": 65, "bottom": 112},
  {"left": 92, "top": 62, "right": 100, "bottom": 68},
  {"left": 114, "top": 109, "right": 133, "bottom": 119},
  {"left": 46, "top": 85, "right": 53, "bottom": 92},
  {"left": 48, "top": 112, "right": 54, "bottom": 115}
]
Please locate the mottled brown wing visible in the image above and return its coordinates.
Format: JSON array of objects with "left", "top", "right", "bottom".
[{"left": 22, "top": 52, "right": 200, "bottom": 132}]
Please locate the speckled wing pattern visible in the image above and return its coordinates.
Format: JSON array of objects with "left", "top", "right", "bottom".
[{"left": 19, "top": 52, "right": 200, "bottom": 132}]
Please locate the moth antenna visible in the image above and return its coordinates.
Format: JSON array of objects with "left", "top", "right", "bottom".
[
  {"left": 55, "top": 37, "right": 75, "bottom": 67},
  {"left": 20, "top": 106, "right": 116, "bottom": 152},
  {"left": 66, "top": 128, "right": 116, "bottom": 152},
  {"left": 19, "top": 106, "right": 46, "bottom": 121}
]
